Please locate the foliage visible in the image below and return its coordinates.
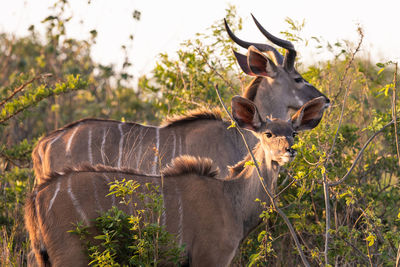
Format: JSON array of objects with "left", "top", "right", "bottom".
[
  {"left": 0, "top": 1, "right": 399, "bottom": 266},
  {"left": 70, "top": 180, "right": 184, "bottom": 266}
]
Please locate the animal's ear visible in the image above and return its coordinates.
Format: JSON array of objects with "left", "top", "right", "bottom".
[
  {"left": 291, "top": 96, "right": 328, "bottom": 131},
  {"left": 247, "top": 45, "right": 278, "bottom": 78},
  {"left": 232, "top": 49, "right": 253, "bottom": 75},
  {"left": 231, "top": 96, "right": 262, "bottom": 131}
]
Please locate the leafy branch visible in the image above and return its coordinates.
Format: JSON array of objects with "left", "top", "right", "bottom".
[{"left": 0, "top": 74, "right": 87, "bottom": 125}]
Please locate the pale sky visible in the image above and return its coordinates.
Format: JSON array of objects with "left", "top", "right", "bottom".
[{"left": 1, "top": 0, "right": 399, "bottom": 79}]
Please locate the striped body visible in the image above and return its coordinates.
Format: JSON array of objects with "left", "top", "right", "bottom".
[
  {"left": 26, "top": 163, "right": 240, "bottom": 266},
  {"left": 33, "top": 115, "right": 254, "bottom": 185}
]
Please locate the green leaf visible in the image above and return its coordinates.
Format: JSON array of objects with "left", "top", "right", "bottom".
[
  {"left": 365, "top": 235, "right": 375, "bottom": 247},
  {"left": 227, "top": 121, "right": 236, "bottom": 129}
]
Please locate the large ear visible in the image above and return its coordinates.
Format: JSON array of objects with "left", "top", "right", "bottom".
[
  {"left": 231, "top": 96, "right": 262, "bottom": 131},
  {"left": 291, "top": 96, "right": 328, "bottom": 131},
  {"left": 247, "top": 45, "right": 278, "bottom": 78},
  {"left": 233, "top": 49, "right": 254, "bottom": 75}
]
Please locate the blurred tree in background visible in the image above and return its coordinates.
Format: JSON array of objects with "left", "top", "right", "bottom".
[{"left": 0, "top": 0, "right": 399, "bottom": 265}]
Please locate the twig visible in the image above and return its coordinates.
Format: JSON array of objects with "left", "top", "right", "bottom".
[
  {"left": 274, "top": 175, "right": 297, "bottom": 199},
  {"left": 214, "top": 85, "right": 310, "bottom": 267},
  {"left": 333, "top": 27, "right": 364, "bottom": 100},
  {"left": 391, "top": 62, "right": 399, "bottom": 167},
  {"left": 0, "top": 73, "right": 52, "bottom": 107},
  {"left": 336, "top": 235, "right": 370, "bottom": 264},
  {"left": 328, "top": 121, "right": 394, "bottom": 186},
  {"left": 322, "top": 30, "right": 364, "bottom": 265},
  {"left": 195, "top": 47, "right": 238, "bottom": 94}
]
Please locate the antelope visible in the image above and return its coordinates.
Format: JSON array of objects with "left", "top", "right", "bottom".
[
  {"left": 25, "top": 96, "right": 327, "bottom": 266},
  {"left": 31, "top": 15, "right": 329, "bottom": 184}
]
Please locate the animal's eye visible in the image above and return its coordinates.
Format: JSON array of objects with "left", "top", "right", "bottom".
[
  {"left": 292, "top": 132, "right": 298, "bottom": 138},
  {"left": 294, "top": 77, "right": 303, "bottom": 83},
  {"left": 265, "top": 132, "right": 272, "bottom": 138}
]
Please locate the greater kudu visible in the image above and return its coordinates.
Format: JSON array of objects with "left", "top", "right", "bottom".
[
  {"left": 32, "top": 16, "right": 329, "bottom": 184},
  {"left": 25, "top": 96, "right": 327, "bottom": 266}
]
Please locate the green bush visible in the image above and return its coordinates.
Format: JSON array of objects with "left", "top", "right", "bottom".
[{"left": 70, "top": 180, "right": 184, "bottom": 266}]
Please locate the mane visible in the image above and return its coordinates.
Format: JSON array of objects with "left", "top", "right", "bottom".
[
  {"left": 161, "top": 107, "right": 223, "bottom": 127},
  {"left": 242, "top": 77, "right": 263, "bottom": 101},
  {"left": 162, "top": 155, "right": 219, "bottom": 178},
  {"left": 36, "top": 163, "right": 157, "bottom": 192}
]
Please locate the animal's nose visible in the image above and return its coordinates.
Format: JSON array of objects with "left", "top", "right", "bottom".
[
  {"left": 286, "top": 148, "right": 297, "bottom": 157},
  {"left": 324, "top": 97, "right": 331, "bottom": 108}
]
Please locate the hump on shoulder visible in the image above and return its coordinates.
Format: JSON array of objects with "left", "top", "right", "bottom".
[{"left": 162, "top": 155, "right": 220, "bottom": 179}]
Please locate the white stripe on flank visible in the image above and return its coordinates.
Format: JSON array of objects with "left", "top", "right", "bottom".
[
  {"left": 66, "top": 126, "right": 80, "bottom": 155},
  {"left": 161, "top": 185, "right": 166, "bottom": 226},
  {"left": 178, "top": 135, "right": 183, "bottom": 156},
  {"left": 171, "top": 131, "right": 176, "bottom": 159},
  {"left": 101, "top": 128, "right": 107, "bottom": 164},
  {"left": 88, "top": 129, "right": 93, "bottom": 164},
  {"left": 45, "top": 132, "right": 64, "bottom": 158},
  {"left": 67, "top": 175, "right": 89, "bottom": 225},
  {"left": 49, "top": 132, "right": 63, "bottom": 146},
  {"left": 152, "top": 128, "right": 160, "bottom": 175},
  {"left": 176, "top": 187, "right": 183, "bottom": 246},
  {"left": 118, "top": 124, "right": 124, "bottom": 168},
  {"left": 91, "top": 177, "right": 103, "bottom": 212},
  {"left": 136, "top": 128, "right": 143, "bottom": 169},
  {"left": 47, "top": 180, "right": 61, "bottom": 213}
]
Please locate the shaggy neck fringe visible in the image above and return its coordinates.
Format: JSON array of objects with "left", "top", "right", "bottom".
[
  {"left": 162, "top": 155, "right": 219, "bottom": 178},
  {"left": 161, "top": 107, "right": 223, "bottom": 127}
]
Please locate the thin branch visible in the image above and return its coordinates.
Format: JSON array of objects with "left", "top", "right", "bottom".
[
  {"left": 195, "top": 47, "right": 238, "bottom": 94},
  {"left": 322, "top": 30, "right": 364, "bottom": 265},
  {"left": 274, "top": 174, "right": 297, "bottom": 199},
  {"left": 337, "top": 235, "right": 370, "bottom": 264},
  {"left": 333, "top": 27, "right": 364, "bottom": 100},
  {"left": 0, "top": 73, "right": 52, "bottom": 108},
  {"left": 214, "top": 85, "right": 310, "bottom": 267},
  {"left": 328, "top": 121, "right": 394, "bottom": 186},
  {"left": 391, "top": 62, "right": 400, "bottom": 167}
]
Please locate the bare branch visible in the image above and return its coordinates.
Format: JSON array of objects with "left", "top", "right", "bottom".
[
  {"left": 328, "top": 121, "right": 394, "bottom": 186},
  {"left": 321, "top": 29, "right": 364, "bottom": 265},
  {"left": 391, "top": 62, "right": 400, "bottom": 167},
  {"left": 333, "top": 27, "right": 364, "bottom": 100}
]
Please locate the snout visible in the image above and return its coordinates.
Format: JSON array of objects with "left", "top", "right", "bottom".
[
  {"left": 285, "top": 147, "right": 297, "bottom": 158},
  {"left": 323, "top": 96, "right": 331, "bottom": 109},
  {"left": 278, "top": 147, "right": 297, "bottom": 165}
]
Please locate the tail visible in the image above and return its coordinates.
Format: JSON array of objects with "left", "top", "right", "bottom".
[
  {"left": 24, "top": 191, "right": 50, "bottom": 267},
  {"left": 32, "top": 138, "right": 46, "bottom": 186}
]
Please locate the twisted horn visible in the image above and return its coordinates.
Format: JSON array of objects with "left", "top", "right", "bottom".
[
  {"left": 224, "top": 19, "right": 283, "bottom": 65},
  {"left": 251, "top": 14, "right": 297, "bottom": 71}
]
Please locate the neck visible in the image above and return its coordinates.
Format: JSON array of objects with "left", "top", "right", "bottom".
[
  {"left": 252, "top": 79, "right": 288, "bottom": 120},
  {"left": 223, "top": 143, "right": 280, "bottom": 237}
]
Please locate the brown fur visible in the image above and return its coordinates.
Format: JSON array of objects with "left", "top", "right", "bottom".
[
  {"left": 161, "top": 107, "right": 223, "bottom": 127},
  {"left": 162, "top": 155, "right": 219, "bottom": 178},
  {"left": 25, "top": 97, "right": 327, "bottom": 266},
  {"left": 242, "top": 77, "right": 263, "bottom": 101}
]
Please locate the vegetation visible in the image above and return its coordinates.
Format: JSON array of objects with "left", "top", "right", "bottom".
[
  {"left": 0, "top": 1, "right": 399, "bottom": 266},
  {"left": 69, "top": 180, "right": 184, "bottom": 266}
]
